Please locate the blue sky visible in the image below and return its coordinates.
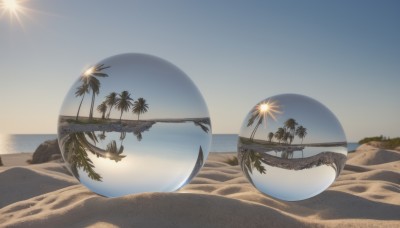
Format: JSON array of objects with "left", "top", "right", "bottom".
[{"left": 0, "top": 0, "right": 399, "bottom": 141}]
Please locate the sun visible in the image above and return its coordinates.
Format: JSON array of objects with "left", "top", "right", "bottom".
[
  {"left": 84, "top": 67, "right": 94, "bottom": 77},
  {"left": 1, "top": 0, "right": 22, "bottom": 16},
  {"left": 259, "top": 104, "right": 269, "bottom": 112},
  {"left": 257, "top": 99, "right": 282, "bottom": 127},
  {"left": 2, "top": 0, "right": 19, "bottom": 11},
  {"left": 0, "top": 0, "right": 32, "bottom": 28}
]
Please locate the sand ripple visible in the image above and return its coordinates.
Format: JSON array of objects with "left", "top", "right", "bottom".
[{"left": 1, "top": 146, "right": 399, "bottom": 227}]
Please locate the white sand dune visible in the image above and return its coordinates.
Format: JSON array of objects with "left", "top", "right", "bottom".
[{"left": 0, "top": 146, "right": 399, "bottom": 227}]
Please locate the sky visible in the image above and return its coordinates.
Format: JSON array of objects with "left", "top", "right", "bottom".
[
  {"left": 239, "top": 94, "right": 347, "bottom": 144},
  {"left": 0, "top": 0, "right": 399, "bottom": 142},
  {"left": 59, "top": 53, "right": 209, "bottom": 120}
]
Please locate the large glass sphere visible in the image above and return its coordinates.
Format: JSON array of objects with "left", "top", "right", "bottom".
[
  {"left": 58, "top": 53, "right": 211, "bottom": 197},
  {"left": 238, "top": 94, "right": 347, "bottom": 201}
]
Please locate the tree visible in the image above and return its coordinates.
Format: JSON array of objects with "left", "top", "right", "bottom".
[
  {"left": 98, "top": 131, "right": 106, "bottom": 141},
  {"left": 242, "top": 150, "right": 266, "bottom": 174},
  {"left": 268, "top": 132, "right": 274, "bottom": 142},
  {"left": 120, "top": 131, "right": 126, "bottom": 142},
  {"left": 296, "top": 126, "right": 307, "bottom": 144},
  {"left": 105, "top": 92, "right": 117, "bottom": 119},
  {"left": 62, "top": 132, "right": 102, "bottom": 181},
  {"left": 75, "top": 83, "right": 90, "bottom": 121},
  {"left": 274, "top": 128, "right": 285, "bottom": 144},
  {"left": 80, "top": 64, "right": 110, "bottom": 121},
  {"left": 282, "top": 131, "right": 291, "bottom": 144},
  {"left": 106, "top": 140, "right": 124, "bottom": 155},
  {"left": 134, "top": 131, "right": 142, "bottom": 141},
  {"left": 284, "top": 118, "right": 298, "bottom": 144},
  {"left": 132, "top": 97, "right": 149, "bottom": 120},
  {"left": 97, "top": 101, "right": 108, "bottom": 119},
  {"left": 247, "top": 107, "right": 264, "bottom": 141},
  {"left": 115, "top": 91, "right": 134, "bottom": 122}
]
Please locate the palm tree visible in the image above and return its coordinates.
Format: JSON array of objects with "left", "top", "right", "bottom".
[
  {"left": 75, "top": 83, "right": 90, "bottom": 121},
  {"left": 80, "top": 64, "right": 110, "bottom": 121},
  {"left": 268, "top": 132, "right": 274, "bottom": 142},
  {"left": 284, "top": 118, "right": 298, "bottom": 144},
  {"left": 132, "top": 97, "right": 149, "bottom": 120},
  {"left": 282, "top": 131, "right": 291, "bottom": 144},
  {"left": 120, "top": 131, "right": 126, "bottom": 142},
  {"left": 296, "top": 125, "right": 307, "bottom": 144},
  {"left": 115, "top": 91, "right": 134, "bottom": 122},
  {"left": 62, "top": 132, "right": 102, "bottom": 181},
  {"left": 98, "top": 131, "right": 106, "bottom": 141},
  {"left": 247, "top": 107, "right": 264, "bottom": 141},
  {"left": 194, "top": 121, "right": 210, "bottom": 133},
  {"left": 105, "top": 92, "right": 117, "bottom": 119},
  {"left": 106, "top": 140, "right": 124, "bottom": 155},
  {"left": 97, "top": 101, "right": 108, "bottom": 119},
  {"left": 133, "top": 131, "right": 142, "bottom": 141},
  {"left": 242, "top": 150, "right": 266, "bottom": 174},
  {"left": 274, "top": 128, "right": 285, "bottom": 144}
]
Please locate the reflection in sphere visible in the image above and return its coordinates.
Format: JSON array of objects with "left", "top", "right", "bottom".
[
  {"left": 238, "top": 94, "right": 347, "bottom": 201},
  {"left": 58, "top": 53, "right": 211, "bottom": 197}
]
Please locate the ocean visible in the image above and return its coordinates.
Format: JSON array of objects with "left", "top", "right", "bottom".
[{"left": 0, "top": 134, "right": 359, "bottom": 154}]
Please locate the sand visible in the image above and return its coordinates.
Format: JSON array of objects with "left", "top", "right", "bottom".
[{"left": 0, "top": 145, "right": 399, "bottom": 227}]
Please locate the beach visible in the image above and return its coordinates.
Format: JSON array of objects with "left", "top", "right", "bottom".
[{"left": 0, "top": 144, "right": 399, "bottom": 227}]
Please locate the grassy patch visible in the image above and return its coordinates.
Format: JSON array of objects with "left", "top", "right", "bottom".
[
  {"left": 359, "top": 136, "right": 400, "bottom": 150},
  {"left": 224, "top": 156, "right": 239, "bottom": 166}
]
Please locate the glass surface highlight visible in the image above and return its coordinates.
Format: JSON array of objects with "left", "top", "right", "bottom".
[
  {"left": 58, "top": 53, "right": 211, "bottom": 197},
  {"left": 238, "top": 94, "right": 347, "bottom": 201}
]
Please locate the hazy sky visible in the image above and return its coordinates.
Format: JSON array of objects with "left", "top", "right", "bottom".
[
  {"left": 59, "top": 53, "right": 210, "bottom": 120},
  {"left": 1, "top": 0, "right": 399, "bottom": 141},
  {"left": 239, "top": 94, "right": 347, "bottom": 144}
]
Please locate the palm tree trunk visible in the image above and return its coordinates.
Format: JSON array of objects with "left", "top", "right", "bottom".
[
  {"left": 252, "top": 123, "right": 259, "bottom": 139},
  {"left": 119, "top": 110, "right": 123, "bottom": 122},
  {"left": 250, "top": 122, "right": 261, "bottom": 140},
  {"left": 76, "top": 94, "right": 85, "bottom": 121},
  {"left": 89, "top": 92, "right": 96, "bottom": 120},
  {"left": 250, "top": 126, "right": 256, "bottom": 140},
  {"left": 106, "top": 105, "right": 114, "bottom": 119},
  {"left": 137, "top": 113, "right": 140, "bottom": 120}
]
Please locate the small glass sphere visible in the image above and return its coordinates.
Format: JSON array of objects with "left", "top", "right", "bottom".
[
  {"left": 58, "top": 53, "right": 211, "bottom": 197},
  {"left": 238, "top": 94, "right": 347, "bottom": 201}
]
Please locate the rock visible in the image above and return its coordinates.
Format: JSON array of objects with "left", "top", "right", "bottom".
[
  {"left": 50, "top": 154, "right": 63, "bottom": 161},
  {"left": 31, "top": 139, "right": 63, "bottom": 164},
  {"left": 0, "top": 156, "right": 3, "bottom": 166}
]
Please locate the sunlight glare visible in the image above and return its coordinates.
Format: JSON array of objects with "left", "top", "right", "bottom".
[
  {"left": 2, "top": 0, "right": 19, "bottom": 11},
  {"left": 257, "top": 99, "right": 282, "bottom": 128},
  {"left": 260, "top": 104, "right": 269, "bottom": 112},
  {"left": 84, "top": 67, "right": 94, "bottom": 76},
  {"left": 0, "top": 0, "right": 29, "bottom": 29}
]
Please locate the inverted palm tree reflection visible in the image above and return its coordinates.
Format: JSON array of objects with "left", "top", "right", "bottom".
[
  {"left": 61, "top": 131, "right": 127, "bottom": 182},
  {"left": 193, "top": 118, "right": 211, "bottom": 133},
  {"left": 62, "top": 132, "right": 103, "bottom": 181},
  {"left": 239, "top": 148, "right": 346, "bottom": 177}
]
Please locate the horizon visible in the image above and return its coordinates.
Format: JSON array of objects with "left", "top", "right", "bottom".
[{"left": 1, "top": 1, "right": 399, "bottom": 142}]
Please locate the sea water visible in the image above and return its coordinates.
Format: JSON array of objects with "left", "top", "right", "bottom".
[{"left": 0, "top": 134, "right": 359, "bottom": 155}]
